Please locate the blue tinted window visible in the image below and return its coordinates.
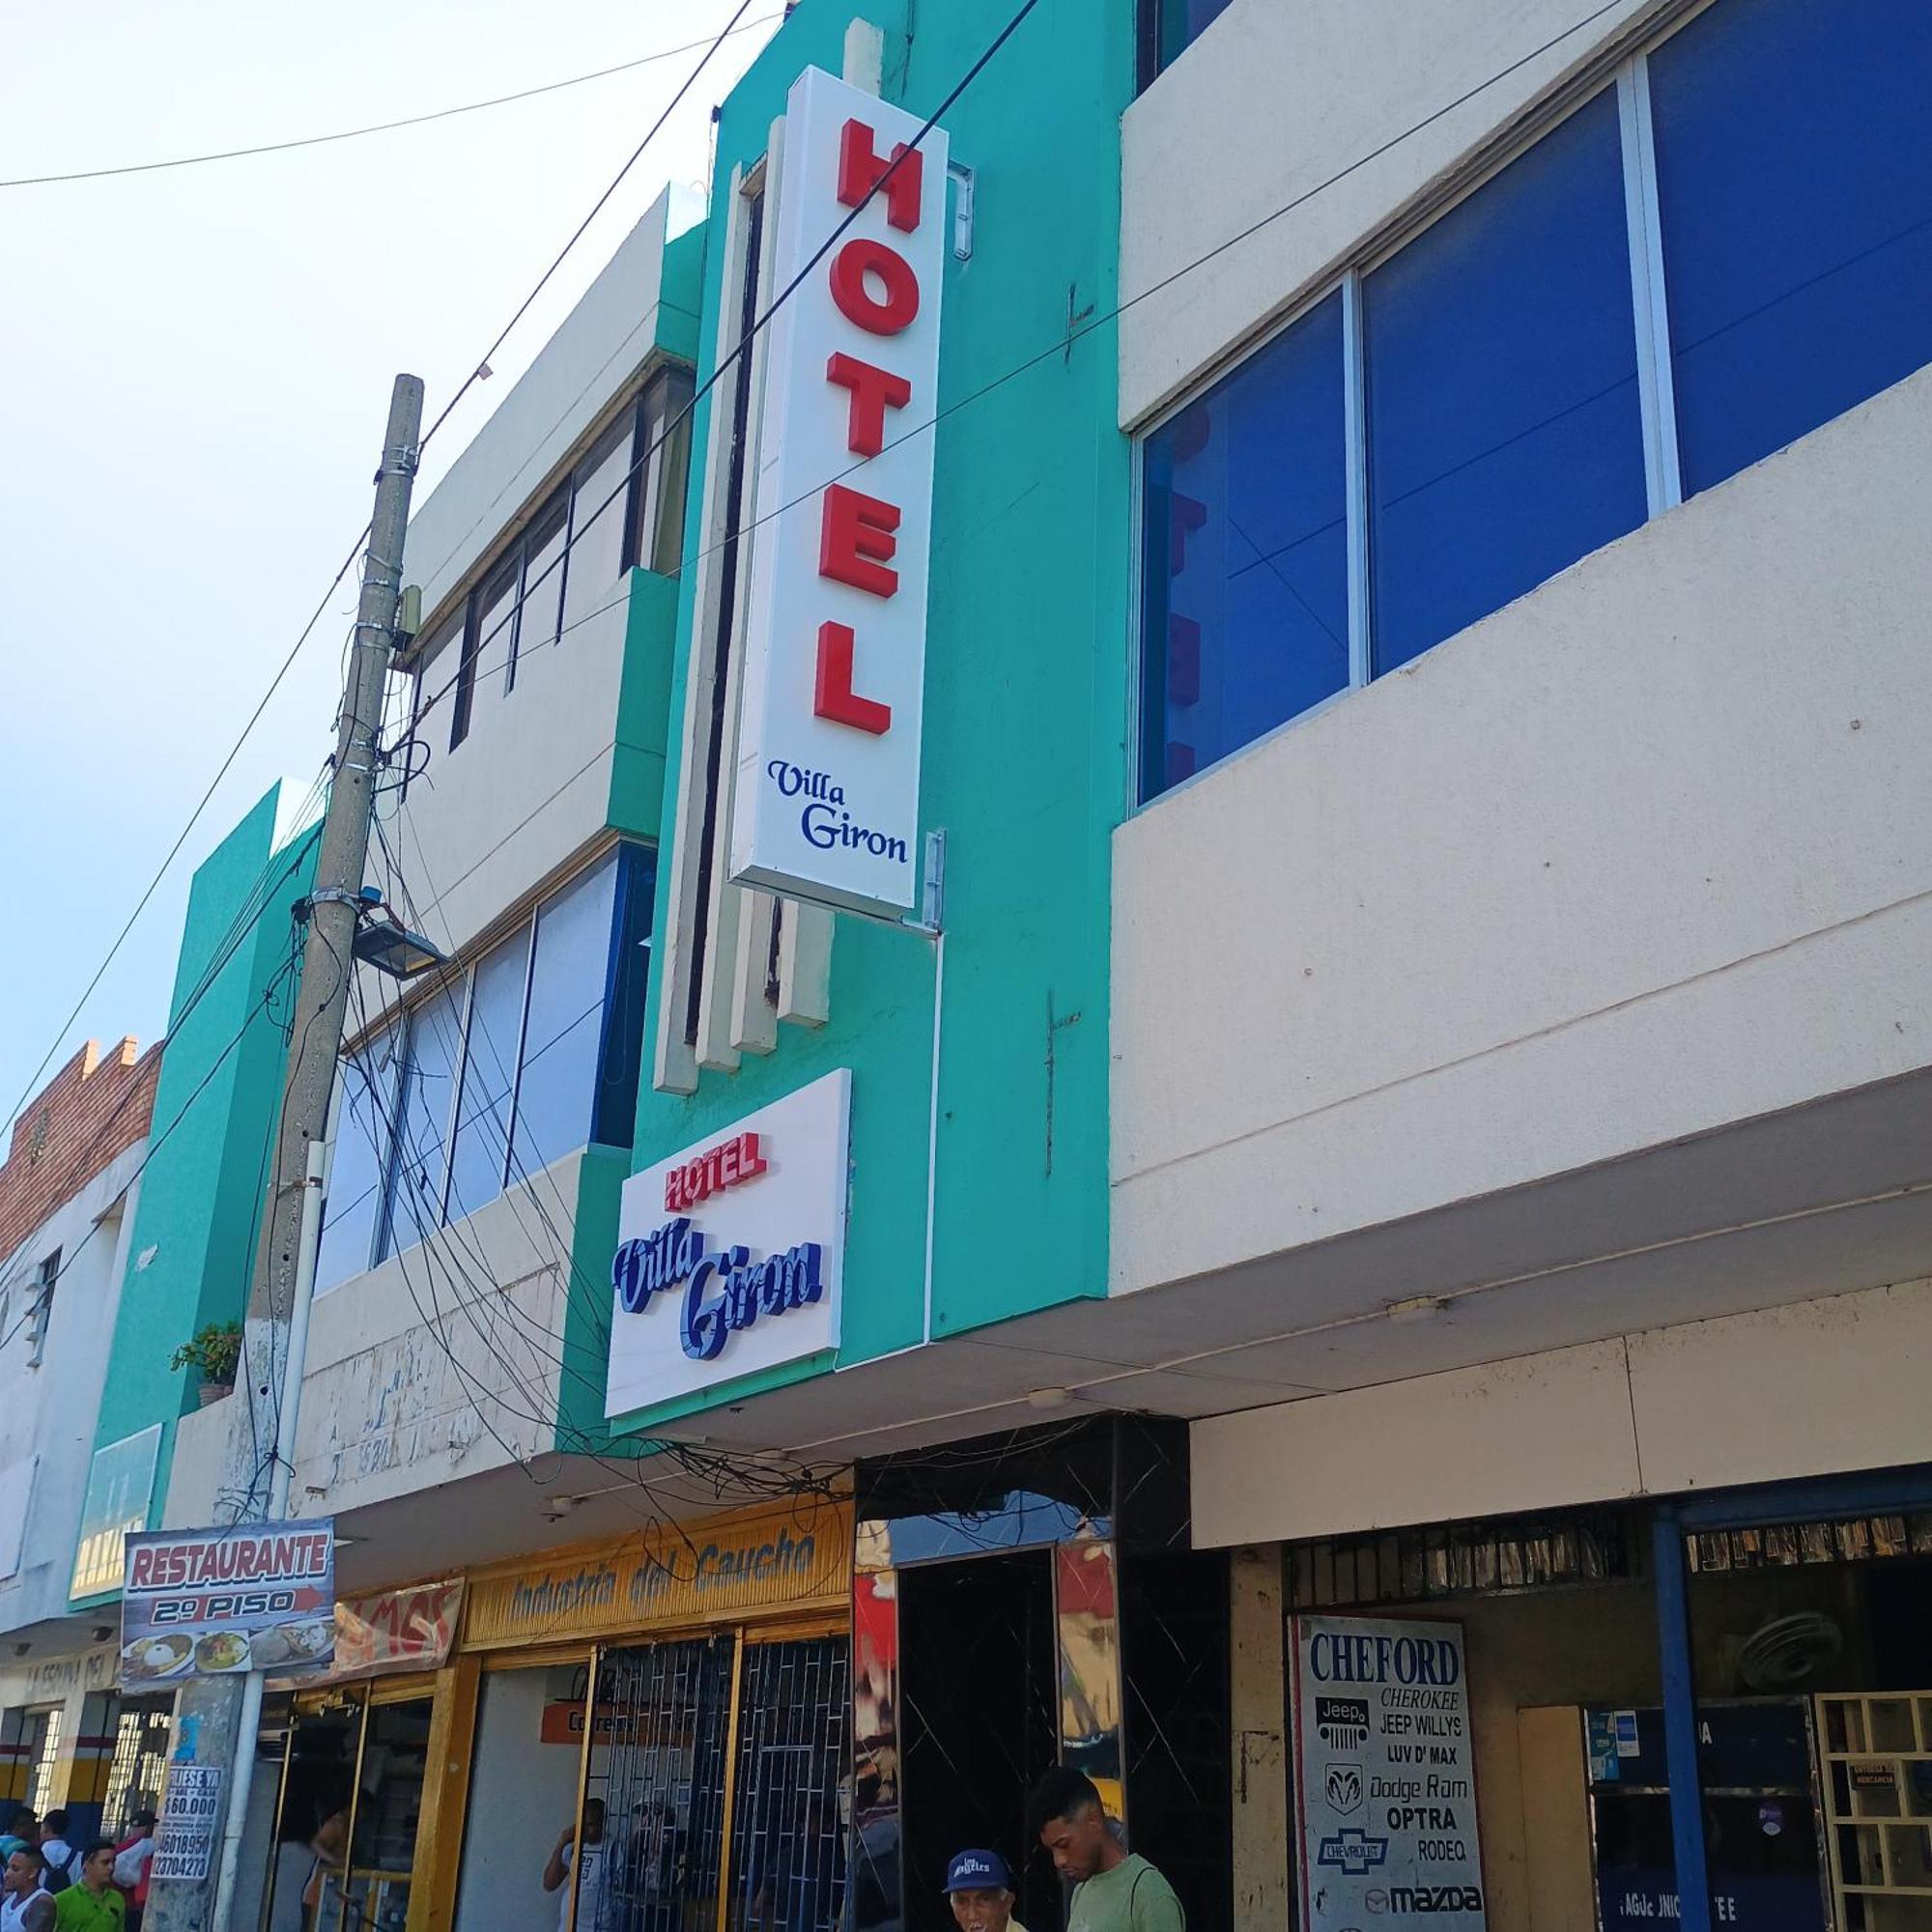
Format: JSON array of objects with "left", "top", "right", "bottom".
[
  {"left": 444, "top": 933, "right": 529, "bottom": 1220},
  {"left": 590, "top": 847, "right": 658, "bottom": 1150},
  {"left": 1649, "top": 0, "right": 1932, "bottom": 496},
  {"left": 512, "top": 854, "right": 619, "bottom": 1175},
  {"left": 315, "top": 1032, "right": 398, "bottom": 1294},
  {"left": 388, "top": 988, "right": 461, "bottom": 1247},
  {"left": 1366, "top": 89, "right": 1646, "bottom": 672},
  {"left": 1141, "top": 291, "right": 1347, "bottom": 801},
  {"left": 1148, "top": 0, "right": 1234, "bottom": 77}
]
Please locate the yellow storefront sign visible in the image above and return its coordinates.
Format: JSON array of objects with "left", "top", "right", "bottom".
[{"left": 462, "top": 1496, "right": 852, "bottom": 1651}]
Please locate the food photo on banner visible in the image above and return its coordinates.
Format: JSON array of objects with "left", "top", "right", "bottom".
[{"left": 120, "top": 1518, "right": 336, "bottom": 1686}]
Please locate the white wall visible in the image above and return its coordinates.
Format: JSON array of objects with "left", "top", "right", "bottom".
[
  {"left": 0, "top": 1144, "right": 144, "bottom": 1635},
  {"left": 407, "top": 188, "right": 695, "bottom": 623},
  {"left": 367, "top": 187, "right": 696, "bottom": 995},
  {"left": 166, "top": 1154, "right": 581, "bottom": 1530},
  {"left": 374, "top": 586, "right": 629, "bottom": 976},
  {"left": 1111, "top": 365, "right": 1932, "bottom": 1300},
  {"left": 454, "top": 1665, "right": 583, "bottom": 1932},
  {"left": 1119, "top": 0, "right": 1653, "bottom": 424},
  {"left": 1190, "top": 1276, "right": 1932, "bottom": 1548}
]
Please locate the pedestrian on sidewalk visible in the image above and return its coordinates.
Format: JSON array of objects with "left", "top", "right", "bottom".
[
  {"left": 2, "top": 1847, "right": 54, "bottom": 1932},
  {"left": 109, "top": 1813, "right": 156, "bottom": 1932},
  {"left": 1027, "top": 1769, "right": 1183, "bottom": 1932},
  {"left": 944, "top": 1848, "right": 1027, "bottom": 1932},
  {"left": 51, "top": 1846, "right": 122, "bottom": 1932},
  {"left": 36, "top": 1819, "right": 78, "bottom": 1894}
]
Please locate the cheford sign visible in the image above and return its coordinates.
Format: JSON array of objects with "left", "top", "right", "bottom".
[
  {"left": 606, "top": 1069, "right": 851, "bottom": 1416},
  {"left": 730, "top": 65, "right": 949, "bottom": 917}
]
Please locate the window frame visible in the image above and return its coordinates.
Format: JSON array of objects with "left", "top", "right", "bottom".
[
  {"left": 324, "top": 842, "right": 654, "bottom": 1286},
  {"left": 1132, "top": 47, "right": 1699, "bottom": 807},
  {"left": 25, "top": 1247, "right": 59, "bottom": 1368},
  {"left": 436, "top": 359, "right": 696, "bottom": 755}
]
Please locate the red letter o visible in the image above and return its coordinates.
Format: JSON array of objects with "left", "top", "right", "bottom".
[{"left": 830, "top": 238, "right": 920, "bottom": 335}]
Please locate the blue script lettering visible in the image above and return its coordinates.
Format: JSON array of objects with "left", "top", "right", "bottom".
[
  {"left": 767, "top": 759, "right": 844, "bottom": 806},
  {"left": 801, "top": 802, "right": 908, "bottom": 863},
  {"left": 614, "top": 1220, "right": 826, "bottom": 1361}
]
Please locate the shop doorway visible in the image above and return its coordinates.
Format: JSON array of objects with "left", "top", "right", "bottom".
[
  {"left": 458, "top": 1633, "right": 852, "bottom": 1932},
  {"left": 897, "top": 1550, "right": 1060, "bottom": 1932},
  {"left": 263, "top": 1684, "right": 434, "bottom": 1932},
  {"left": 101, "top": 1697, "right": 173, "bottom": 1829},
  {"left": 453, "top": 1664, "right": 592, "bottom": 1932}
]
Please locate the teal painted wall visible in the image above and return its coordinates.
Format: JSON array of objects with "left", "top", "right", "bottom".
[
  {"left": 618, "top": 0, "right": 1132, "bottom": 1432},
  {"left": 656, "top": 218, "right": 707, "bottom": 365},
  {"left": 88, "top": 783, "right": 320, "bottom": 1535},
  {"left": 608, "top": 567, "right": 684, "bottom": 839}
]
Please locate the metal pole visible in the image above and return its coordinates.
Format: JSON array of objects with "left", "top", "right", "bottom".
[
  {"left": 209, "top": 1138, "right": 328, "bottom": 1932},
  {"left": 566, "top": 1647, "right": 602, "bottom": 1932},
  {"left": 1652, "top": 1506, "right": 1713, "bottom": 1932},
  {"left": 148, "top": 374, "right": 424, "bottom": 1932}
]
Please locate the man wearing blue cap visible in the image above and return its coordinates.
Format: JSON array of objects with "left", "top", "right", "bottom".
[{"left": 944, "top": 1848, "right": 1026, "bottom": 1932}]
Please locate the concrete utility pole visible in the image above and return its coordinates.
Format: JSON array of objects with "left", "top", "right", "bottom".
[{"left": 149, "top": 373, "right": 424, "bottom": 1932}]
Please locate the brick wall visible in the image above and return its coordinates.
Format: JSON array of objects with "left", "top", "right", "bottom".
[{"left": 0, "top": 1038, "right": 161, "bottom": 1266}]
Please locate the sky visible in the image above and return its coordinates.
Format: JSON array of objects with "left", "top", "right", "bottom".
[{"left": 0, "top": 0, "right": 781, "bottom": 1131}]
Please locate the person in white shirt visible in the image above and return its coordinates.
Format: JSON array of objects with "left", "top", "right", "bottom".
[
  {"left": 542, "top": 1800, "right": 607, "bottom": 1932},
  {"left": 34, "top": 1820, "right": 77, "bottom": 1896},
  {"left": 2, "top": 1846, "right": 55, "bottom": 1932}
]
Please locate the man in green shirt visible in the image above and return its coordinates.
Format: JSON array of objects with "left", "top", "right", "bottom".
[
  {"left": 52, "top": 1845, "right": 123, "bottom": 1932},
  {"left": 1027, "top": 1769, "right": 1183, "bottom": 1931}
]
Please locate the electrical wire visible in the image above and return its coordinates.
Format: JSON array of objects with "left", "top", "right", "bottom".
[
  {"left": 0, "top": 796, "right": 327, "bottom": 1302},
  {"left": 0, "top": 538, "right": 363, "bottom": 1144},
  {"left": 406, "top": 0, "right": 1046, "bottom": 736},
  {"left": 417, "top": 0, "right": 763, "bottom": 453},
  {"left": 0, "top": 17, "right": 784, "bottom": 189},
  {"left": 0, "top": 952, "right": 303, "bottom": 1345},
  {"left": 404, "top": 0, "right": 1640, "bottom": 752},
  {"left": 3, "top": 6, "right": 765, "bottom": 1141}
]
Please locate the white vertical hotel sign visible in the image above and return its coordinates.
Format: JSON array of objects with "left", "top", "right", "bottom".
[
  {"left": 729, "top": 66, "right": 948, "bottom": 917},
  {"left": 1292, "top": 1615, "right": 1488, "bottom": 1932}
]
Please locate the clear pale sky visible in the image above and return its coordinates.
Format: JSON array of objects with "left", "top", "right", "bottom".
[{"left": 0, "top": 0, "right": 779, "bottom": 1128}]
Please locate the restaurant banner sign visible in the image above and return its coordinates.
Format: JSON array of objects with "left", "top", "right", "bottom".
[
  {"left": 271, "top": 1578, "right": 463, "bottom": 1690},
  {"left": 121, "top": 1520, "right": 335, "bottom": 1687}
]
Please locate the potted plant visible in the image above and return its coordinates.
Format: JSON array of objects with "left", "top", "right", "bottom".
[{"left": 171, "top": 1321, "right": 243, "bottom": 1406}]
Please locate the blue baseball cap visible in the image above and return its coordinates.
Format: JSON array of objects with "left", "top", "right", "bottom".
[{"left": 945, "top": 1849, "right": 1014, "bottom": 1893}]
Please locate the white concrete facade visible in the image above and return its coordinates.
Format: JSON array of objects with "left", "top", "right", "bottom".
[
  {"left": 378, "top": 186, "right": 693, "bottom": 980},
  {"left": 1192, "top": 1277, "right": 1932, "bottom": 1549},
  {"left": 407, "top": 187, "right": 697, "bottom": 623},
  {"left": 0, "top": 1142, "right": 144, "bottom": 1641},
  {"left": 1114, "top": 0, "right": 1932, "bottom": 1545},
  {"left": 208, "top": 198, "right": 700, "bottom": 1596},
  {"left": 1120, "top": 0, "right": 1655, "bottom": 426},
  {"left": 167, "top": 1153, "right": 580, "bottom": 1532}
]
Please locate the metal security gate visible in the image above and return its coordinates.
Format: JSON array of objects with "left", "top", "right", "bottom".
[
  {"left": 730, "top": 1638, "right": 850, "bottom": 1932},
  {"left": 102, "top": 1698, "right": 173, "bottom": 1824},
  {"left": 581, "top": 1632, "right": 849, "bottom": 1932},
  {"left": 586, "top": 1636, "right": 733, "bottom": 1932}
]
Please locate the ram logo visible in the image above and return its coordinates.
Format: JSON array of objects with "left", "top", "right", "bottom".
[{"left": 1324, "top": 1763, "right": 1364, "bottom": 1814}]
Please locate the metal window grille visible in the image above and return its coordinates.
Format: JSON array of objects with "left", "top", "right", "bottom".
[
  {"left": 1288, "top": 1507, "right": 1635, "bottom": 1608},
  {"left": 730, "top": 1638, "right": 850, "bottom": 1932},
  {"left": 1687, "top": 1512, "right": 1932, "bottom": 1574},
  {"left": 28, "top": 1707, "right": 65, "bottom": 1813},
  {"left": 102, "top": 1703, "right": 173, "bottom": 1824}
]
